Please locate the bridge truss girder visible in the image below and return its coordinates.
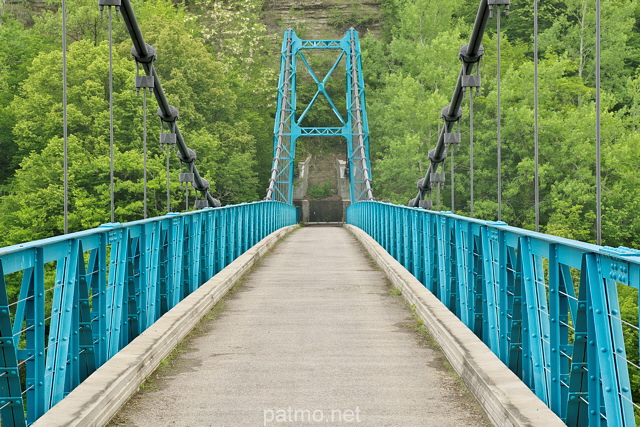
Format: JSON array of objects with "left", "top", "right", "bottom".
[{"left": 265, "top": 29, "right": 374, "bottom": 205}]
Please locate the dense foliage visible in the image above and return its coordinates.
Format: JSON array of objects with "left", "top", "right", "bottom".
[
  {"left": 364, "top": 0, "right": 640, "bottom": 250},
  {"left": 1, "top": 0, "right": 640, "bottom": 413},
  {"left": 0, "top": 0, "right": 275, "bottom": 246},
  {"left": 3, "top": 0, "right": 638, "bottom": 249}
]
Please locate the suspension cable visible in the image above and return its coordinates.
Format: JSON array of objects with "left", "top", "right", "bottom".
[
  {"left": 185, "top": 168, "right": 189, "bottom": 210},
  {"left": 166, "top": 135, "right": 171, "bottom": 213},
  {"left": 409, "top": 0, "right": 504, "bottom": 208},
  {"left": 107, "top": 6, "right": 115, "bottom": 223},
  {"left": 595, "top": 0, "right": 602, "bottom": 244},
  {"left": 450, "top": 138, "right": 455, "bottom": 211},
  {"left": 449, "top": 120, "right": 460, "bottom": 212},
  {"left": 119, "top": 0, "right": 219, "bottom": 208},
  {"left": 135, "top": 60, "right": 154, "bottom": 218},
  {"left": 181, "top": 163, "right": 189, "bottom": 211},
  {"left": 142, "top": 82, "right": 148, "bottom": 218},
  {"left": 469, "top": 88, "right": 475, "bottom": 217},
  {"left": 534, "top": 0, "right": 540, "bottom": 232},
  {"left": 62, "top": 0, "right": 69, "bottom": 233},
  {"left": 496, "top": 5, "right": 502, "bottom": 221}
]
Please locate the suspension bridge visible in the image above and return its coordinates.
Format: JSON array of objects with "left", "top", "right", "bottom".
[{"left": 0, "top": 0, "right": 637, "bottom": 425}]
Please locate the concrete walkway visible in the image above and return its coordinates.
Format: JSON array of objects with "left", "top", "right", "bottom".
[{"left": 113, "top": 227, "right": 488, "bottom": 426}]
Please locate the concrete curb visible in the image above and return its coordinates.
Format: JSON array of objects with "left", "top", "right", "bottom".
[
  {"left": 33, "top": 225, "right": 298, "bottom": 427},
  {"left": 345, "top": 224, "right": 565, "bottom": 427}
]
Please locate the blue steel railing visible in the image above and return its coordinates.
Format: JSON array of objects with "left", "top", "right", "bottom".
[
  {"left": 0, "top": 201, "right": 296, "bottom": 426},
  {"left": 348, "top": 201, "right": 640, "bottom": 427}
]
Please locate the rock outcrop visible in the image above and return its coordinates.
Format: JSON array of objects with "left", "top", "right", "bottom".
[{"left": 262, "top": 0, "right": 381, "bottom": 39}]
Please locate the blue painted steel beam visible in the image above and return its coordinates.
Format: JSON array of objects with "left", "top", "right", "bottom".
[
  {"left": 347, "top": 201, "right": 639, "bottom": 427},
  {"left": 0, "top": 201, "right": 296, "bottom": 426}
]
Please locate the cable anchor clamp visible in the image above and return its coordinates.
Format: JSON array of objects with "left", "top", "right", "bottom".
[
  {"left": 192, "top": 178, "right": 210, "bottom": 192},
  {"left": 177, "top": 148, "right": 197, "bottom": 164},
  {"left": 444, "top": 132, "right": 461, "bottom": 145},
  {"left": 98, "top": 0, "right": 121, "bottom": 17},
  {"left": 417, "top": 178, "right": 430, "bottom": 192},
  {"left": 429, "top": 148, "right": 447, "bottom": 164},
  {"left": 158, "top": 106, "right": 179, "bottom": 123},
  {"left": 194, "top": 200, "right": 209, "bottom": 209},
  {"left": 430, "top": 172, "right": 446, "bottom": 183},
  {"left": 488, "top": 0, "right": 510, "bottom": 18},
  {"left": 131, "top": 44, "right": 157, "bottom": 64},
  {"left": 419, "top": 199, "right": 433, "bottom": 209},
  {"left": 135, "top": 63, "right": 155, "bottom": 95},
  {"left": 459, "top": 44, "right": 485, "bottom": 64},
  {"left": 160, "top": 133, "right": 176, "bottom": 145},
  {"left": 441, "top": 106, "right": 462, "bottom": 123}
]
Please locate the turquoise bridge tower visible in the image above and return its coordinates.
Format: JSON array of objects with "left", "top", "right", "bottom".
[{"left": 265, "top": 29, "right": 374, "bottom": 205}]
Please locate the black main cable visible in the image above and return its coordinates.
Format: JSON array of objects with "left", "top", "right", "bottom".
[
  {"left": 496, "top": 5, "right": 502, "bottom": 221},
  {"left": 409, "top": 0, "right": 503, "bottom": 208},
  {"left": 118, "top": 0, "right": 220, "bottom": 208}
]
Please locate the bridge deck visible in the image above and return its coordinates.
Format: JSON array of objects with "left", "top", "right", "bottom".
[{"left": 112, "top": 227, "right": 488, "bottom": 426}]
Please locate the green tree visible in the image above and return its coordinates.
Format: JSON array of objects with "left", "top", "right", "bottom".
[
  {"left": 538, "top": 0, "right": 637, "bottom": 94},
  {"left": 0, "top": 0, "right": 271, "bottom": 245},
  {"left": 0, "top": 15, "right": 59, "bottom": 183},
  {"left": 195, "top": 0, "right": 277, "bottom": 199}
]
